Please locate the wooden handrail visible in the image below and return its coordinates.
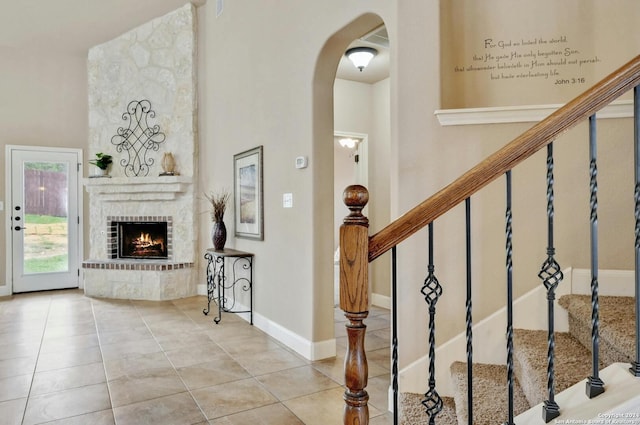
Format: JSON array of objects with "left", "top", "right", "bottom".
[
  {"left": 340, "top": 54, "right": 640, "bottom": 425},
  {"left": 368, "top": 54, "right": 640, "bottom": 262}
]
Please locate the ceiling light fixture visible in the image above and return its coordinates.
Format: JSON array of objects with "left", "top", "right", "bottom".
[
  {"left": 339, "top": 138, "right": 359, "bottom": 149},
  {"left": 345, "top": 47, "right": 378, "bottom": 72}
]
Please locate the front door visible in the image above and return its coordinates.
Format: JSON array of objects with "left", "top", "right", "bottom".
[{"left": 8, "top": 146, "right": 81, "bottom": 293}]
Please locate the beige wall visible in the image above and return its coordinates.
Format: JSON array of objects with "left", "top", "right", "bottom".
[
  {"left": 334, "top": 77, "right": 391, "bottom": 300},
  {"left": 334, "top": 78, "right": 372, "bottom": 247},
  {"left": 197, "top": 2, "right": 390, "bottom": 347},
  {"left": 0, "top": 48, "right": 88, "bottom": 291},
  {"left": 1, "top": 1, "right": 637, "bottom": 373},
  {"left": 370, "top": 78, "right": 391, "bottom": 298},
  {"left": 441, "top": 0, "right": 640, "bottom": 108}
]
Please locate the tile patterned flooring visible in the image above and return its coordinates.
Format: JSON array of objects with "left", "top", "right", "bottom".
[{"left": 0, "top": 290, "right": 393, "bottom": 424}]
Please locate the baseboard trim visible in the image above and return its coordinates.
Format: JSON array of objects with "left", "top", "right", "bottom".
[
  {"left": 252, "top": 311, "right": 337, "bottom": 361},
  {"left": 516, "top": 363, "right": 640, "bottom": 424},
  {"left": 372, "top": 293, "right": 391, "bottom": 309},
  {"left": 197, "top": 284, "right": 336, "bottom": 361},
  {"left": 569, "top": 268, "right": 635, "bottom": 296}
]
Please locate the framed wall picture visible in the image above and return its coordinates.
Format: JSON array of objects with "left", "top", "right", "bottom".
[{"left": 234, "top": 146, "right": 264, "bottom": 240}]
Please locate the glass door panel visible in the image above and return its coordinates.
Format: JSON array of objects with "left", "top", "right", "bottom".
[
  {"left": 10, "top": 148, "right": 80, "bottom": 293},
  {"left": 23, "top": 161, "right": 70, "bottom": 274}
]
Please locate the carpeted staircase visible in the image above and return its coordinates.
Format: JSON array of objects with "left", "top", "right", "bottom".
[{"left": 399, "top": 294, "right": 636, "bottom": 424}]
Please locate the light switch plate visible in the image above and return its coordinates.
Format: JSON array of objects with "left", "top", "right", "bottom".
[
  {"left": 295, "top": 156, "right": 308, "bottom": 169},
  {"left": 283, "top": 193, "right": 293, "bottom": 208}
]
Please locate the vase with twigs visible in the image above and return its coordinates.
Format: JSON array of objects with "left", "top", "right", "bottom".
[{"left": 206, "top": 190, "right": 230, "bottom": 251}]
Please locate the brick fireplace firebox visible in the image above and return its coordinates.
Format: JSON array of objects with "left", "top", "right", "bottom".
[{"left": 109, "top": 216, "right": 171, "bottom": 260}]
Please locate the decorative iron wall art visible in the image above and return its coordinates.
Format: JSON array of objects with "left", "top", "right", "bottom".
[{"left": 111, "top": 100, "right": 166, "bottom": 176}]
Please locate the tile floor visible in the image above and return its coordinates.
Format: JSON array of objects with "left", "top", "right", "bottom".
[{"left": 0, "top": 290, "right": 393, "bottom": 424}]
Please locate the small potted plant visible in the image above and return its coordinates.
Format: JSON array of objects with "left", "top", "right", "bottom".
[
  {"left": 89, "top": 152, "right": 113, "bottom": 176},
  {"left": 205, "top": 190, "right": 230, "bottom": 250}
]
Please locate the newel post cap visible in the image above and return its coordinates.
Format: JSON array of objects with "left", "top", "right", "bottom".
[{"left": 343, "top": 185, "right": 369, "bottom": 224}]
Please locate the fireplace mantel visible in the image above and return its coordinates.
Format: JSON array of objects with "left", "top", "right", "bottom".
[{"left": 83, "top": 176, "right": 192, "bottom": 201}]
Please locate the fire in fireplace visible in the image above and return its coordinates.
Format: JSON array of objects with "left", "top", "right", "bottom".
[{"left": 119, "top": 222, "right": 168, "bottom": 259}]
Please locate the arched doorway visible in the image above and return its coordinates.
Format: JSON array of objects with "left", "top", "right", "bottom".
[
  {"left": 333, "top": 25, "right": 391, "bottom": 311},
  {"left": 311, "top": 12, "right": 391, "bottom": 355}
]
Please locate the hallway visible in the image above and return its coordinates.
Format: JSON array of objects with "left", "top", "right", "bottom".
[{"left": 0, "top": 290, "right": 392, "bottom": 424}]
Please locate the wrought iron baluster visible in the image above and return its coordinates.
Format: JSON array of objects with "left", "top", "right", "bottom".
[
  {"left": 392, "top": 247, "right": 399, "bottom": 425},
  {"left": 586, "top": 114, "right": 605, "bottom": 398},
  {"left": 421, "top": 223, "right": 443, "bottom": 425},
  {"left": 465, "top": 198, "right": 474, "bottom": 425},
  {"left": 539, "top": 142, "right": 563, "bottom": 422},
  {"left": 504, "top": 171, "right": 515, "bottom": 425},
  {"left": 632, "top": 85, "right": 640, "bottom": 377}
]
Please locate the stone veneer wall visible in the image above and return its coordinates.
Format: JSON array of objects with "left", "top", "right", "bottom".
[
  {"left": 87, "top": 3, "right": 197, "bottom": 178},
  {"left": 84, "top": 4, "right": 198, "bottom": 300}
]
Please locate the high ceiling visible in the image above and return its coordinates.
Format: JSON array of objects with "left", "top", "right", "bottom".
[
  {"left": 0, "top": 0, "right": 198, "bottom": 53},
  {"left": 0, "top": 0, "right": 388, "bottom": 84}
]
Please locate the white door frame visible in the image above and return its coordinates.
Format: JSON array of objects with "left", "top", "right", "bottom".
[{"left": 3, "top": 145, "right": 84, "bottom": 296}]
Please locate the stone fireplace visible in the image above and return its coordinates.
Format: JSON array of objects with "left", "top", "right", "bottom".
[
  {"left": 82, "top": 178, "right": 197, "bottom": 300},
  {"left": 82, "top": 4, "right": 198, "bottom": 301}
]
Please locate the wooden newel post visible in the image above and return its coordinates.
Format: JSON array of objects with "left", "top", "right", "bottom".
[{"left": 340, "top": 185, "right": 370, "bottom": 425}]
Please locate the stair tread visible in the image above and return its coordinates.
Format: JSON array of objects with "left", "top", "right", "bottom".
[
  {"left": 513, "top": 328, "right": 595, "bottom": 406},
  {"left": 450, "top": 361, "right": 530, "bottom": 425},
  {"left": 397, "top": 294, "right": 635, "bottom": 423},
  {"left": 399, "top": 393, "right": 456, "bottom": 425},
  {"left": 559, "top": 294, "right": 635, "bottom": 362}
]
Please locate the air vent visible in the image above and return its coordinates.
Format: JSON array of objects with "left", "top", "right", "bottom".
[{"left": 361, "top": 26, "right": 389, "bottom": 48}]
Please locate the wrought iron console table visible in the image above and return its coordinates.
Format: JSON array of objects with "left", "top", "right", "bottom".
[{"left": 203, "top": 248, "right": 253, "bottom": 324}]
